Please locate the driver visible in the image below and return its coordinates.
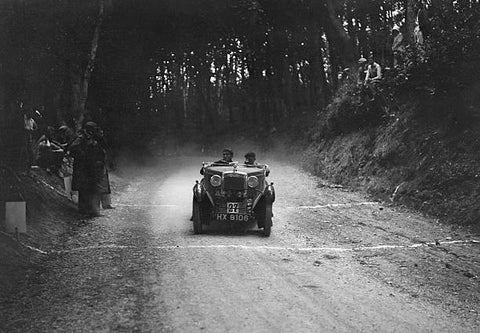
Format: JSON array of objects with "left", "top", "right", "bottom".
[
  {"left": 200, "top": 148, "right": 234, "bottom": 175},
  {"left": 216, "top": 148, "right": 234, "bottom": 164}
]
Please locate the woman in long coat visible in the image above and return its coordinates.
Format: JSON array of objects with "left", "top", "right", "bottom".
[{"left": 70, "top": 122, "right": 109, "bottom": 216}]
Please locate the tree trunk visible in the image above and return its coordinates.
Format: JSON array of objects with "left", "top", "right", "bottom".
[
  {"left": 405, "top": 0, "right": 416, "bottom": 44},
  {"left": 309, "top": 24, "right": 327, "bottom": 111},
  {"left": 322, "top": 0, "right": 355, "bottom": 68},
  {"left": 75, "top": 0, "right": 105, "bottom": 128}
]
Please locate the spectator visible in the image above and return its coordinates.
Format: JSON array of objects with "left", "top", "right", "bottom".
[
  {"left": 414, "top": 0, "right": 429, "bottom": 60},
  {"left": 357, "top": 57, "right": 368, "bottom": 85},
  {"left": 94, "top": 126, "right": 114, "bottom": 209},
  {"left": 57, "top": 125, "right": 77, "bottom": 149},
  {"left": 392, "top": 25, "right": 406, "bottom": 67},
  {"left": 57, "top": 125, "right": 77, "bottom": 201},
  {"left": 416, "top": 0, "right": 430, "bottom": 38},
  {"left": 70, "top": 123, "right": 93, "bottom": 215},
  {"left": 364, "top": 55, "right": 382, "bottom": 83},
  {"left": 22, "top": 108, "right": 38, "bottom": 172},
  {"left": 34, "top": 126, "right": 65, "bottom": 174},
  {"left": 70, "top": 122, "right": 109, "bottom": 217}
]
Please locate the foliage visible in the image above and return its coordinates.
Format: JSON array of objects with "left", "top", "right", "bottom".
[
  {"left": 388, "top": 1, "right": 480, "bottom": 124},
  {"left": 315, "top": 79, "right": 391, "bottom": 139}
]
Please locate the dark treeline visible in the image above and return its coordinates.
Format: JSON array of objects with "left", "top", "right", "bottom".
[{"left": 1, "top": 0, "right": 479, "bottom": 168}]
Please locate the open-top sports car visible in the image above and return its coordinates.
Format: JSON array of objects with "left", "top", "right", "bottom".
[{"left": 192, "top": 162, "right": 275, "bottom": 236}]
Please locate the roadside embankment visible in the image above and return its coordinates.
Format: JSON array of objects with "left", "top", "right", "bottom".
[
  {"left": 301, "top": 98, "right": 480, "bottom": 231},
  {"left": 0, "top": 169, "right": 78, "bottom": 298}
]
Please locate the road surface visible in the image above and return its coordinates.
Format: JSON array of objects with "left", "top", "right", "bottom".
[{"left": 1, "top": 157, "right": 479, "bottom": 332}]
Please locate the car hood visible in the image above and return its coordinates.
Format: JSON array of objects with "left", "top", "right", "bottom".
[{"left": 204, "top": 165, "right": 265, "bottom": 177}]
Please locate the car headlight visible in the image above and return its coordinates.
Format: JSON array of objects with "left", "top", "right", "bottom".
[
  {"left": 247, "top": 176, "right": 259, "bottom": 188},
  {"left": 210, "top": 175, "right": 222, "bottom": 187}
]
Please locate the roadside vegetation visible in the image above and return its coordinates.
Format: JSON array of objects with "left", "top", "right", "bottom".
[{"left": 302, "top": 2, "right": 480, "bottom": 228}]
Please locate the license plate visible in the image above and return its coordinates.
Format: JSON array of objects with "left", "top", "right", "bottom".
[
  {"left": 215, "top": 213, "right": 249, "bottom": 222},
  {"left": 227, "top": 202, "right": 240, "bottom": 214}
]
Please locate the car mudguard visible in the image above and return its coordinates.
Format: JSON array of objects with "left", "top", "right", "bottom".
[
  {"left": 193, "top": 180, "right": 215, "bottom": 205},
  {"left": 264, "top": 182, "right": 275, "bottom": 203},
  {"left": 193, "top": 180, "right": 205, "bottom": 201}
]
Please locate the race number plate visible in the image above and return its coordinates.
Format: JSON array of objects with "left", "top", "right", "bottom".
[{"left": 227, "top": 202, "right": 239, "bottom": 214}]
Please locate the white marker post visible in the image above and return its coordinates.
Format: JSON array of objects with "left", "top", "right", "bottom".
[{"left": 5, "top": 201, "right": 26, "bottom": 234}]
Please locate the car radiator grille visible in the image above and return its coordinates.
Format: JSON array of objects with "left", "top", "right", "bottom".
[{"left": 223, "top": 174, "right": 246, "bottom": 190}]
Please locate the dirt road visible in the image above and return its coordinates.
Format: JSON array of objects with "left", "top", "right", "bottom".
[{"left": 2, "top": 157, "right": 480, "bottom": 332}]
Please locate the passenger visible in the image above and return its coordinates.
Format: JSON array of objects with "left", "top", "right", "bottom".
[
  {"left": 244, "top": 151, "right": 270, "bottom": 176},
  {"left": 244, "top": 151, "right": 257, "bottom": 165}
]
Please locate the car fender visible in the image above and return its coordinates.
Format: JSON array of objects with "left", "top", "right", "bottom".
[
  {"left": 264, "top": 182, "right": 275, "bottom": 203},
  {"left": 193, "top": 180, "right": 215, "bottom": 205},
  {"left": 193, "top": 180, "right": 205, "bottom": 201}
]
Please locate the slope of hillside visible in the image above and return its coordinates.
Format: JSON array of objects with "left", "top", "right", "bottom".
[
  {"left": 0, "top": 169, "right": 78, "bottom": 298},
  {"left": 302, "top": 80, "right": 480, "bottom": 231}
]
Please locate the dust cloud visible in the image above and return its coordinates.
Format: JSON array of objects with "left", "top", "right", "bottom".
[{"left": 112, "top": 134, "right": 301, "bottom": 178}]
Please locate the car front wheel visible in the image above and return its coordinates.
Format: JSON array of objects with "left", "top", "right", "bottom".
[
  {"left": 255, "top": 198, "right": 273, "bottom": 237},
  {"left": 192, "top": 200, "right": 203, "bottom": 234},
  {"left": 262, "top": 202, "right": 272, "bottom": 237}
]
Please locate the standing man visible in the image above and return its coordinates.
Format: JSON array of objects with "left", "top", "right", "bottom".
[
  {"left": 357, "top": 57, "right": 368, "bottom": 85},
  {"left": 392, "top": 25, "right": 406, "bottom": 67},
  {"left": 94, "top": 125, "right": 114, "bottom": 209},
  {"left": 22, "top": 108, "right": 38, "bottom": 172},
  {"left": 70, "top": 122, "right": 95, "bottom": 215}
]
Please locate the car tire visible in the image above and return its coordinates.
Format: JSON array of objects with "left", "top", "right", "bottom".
[
  {"left": 192, "top": 200, "right": 203, "bottom": 234},
  {"left": 263, "top": 202, "right": 272, "bottom": 237},
  {"left": 255, "top": 198, "right": 272, "bottom": 237},
  {"left": 255, "top": 198, "right": 266, "bottom": 228}
]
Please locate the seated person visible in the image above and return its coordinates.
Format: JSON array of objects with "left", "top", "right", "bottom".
[
  {"left": 200, "top": 148, "right": 234, "bottom": 175},
  {"left": 244, "top": 151, "right": 270, "bottom": 176},
  {"left": 364, "top": 55, "right": 382, "bottom": 84},
  {"left": 244, "top": 151, "right": 257, "bottom": 165},
  {"left": 215, "top": 148, "right": 234, "bottom": 164}
]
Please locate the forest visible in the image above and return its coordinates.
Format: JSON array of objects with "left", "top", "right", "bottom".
[{"left": 0, "top": 0, "right": 473, "bottom": 156}]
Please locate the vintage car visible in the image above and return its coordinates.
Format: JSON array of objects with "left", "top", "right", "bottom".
[{"left": 192, "top": 161, "right": 275, "bottom": 236}]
